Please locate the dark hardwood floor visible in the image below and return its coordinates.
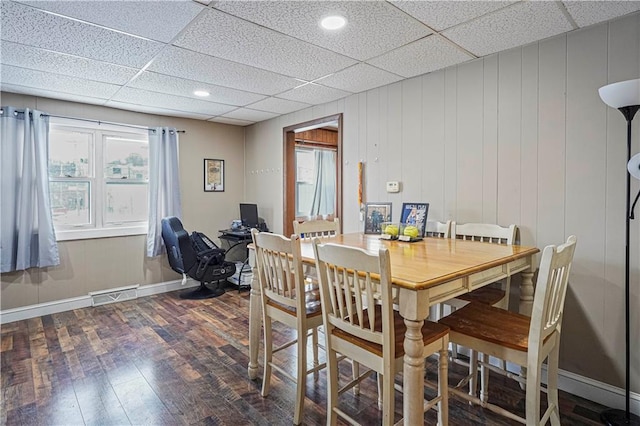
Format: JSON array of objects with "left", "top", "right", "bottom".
[{"left": 1, "top": 284, "right": 607, "bottom": 425}]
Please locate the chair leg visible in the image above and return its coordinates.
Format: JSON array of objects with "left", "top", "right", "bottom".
[
  {"left": 438, "top": 345, "right": 449, "bottom": 426},
  {"left": 548, "top": 346, "right": 561, "bottom": 426},
  {"left": 479, "top": 353, "right": 489, "bottom": 403},
  {"left": 261, "top": 316, "right": 272, "bottom": 397},
  {"left": 381, "top": 372, "right": 394, "bottom": 426},
  {"left": 468, "top": 350, "right": 478, "bottom": 398},
  {"left": 312, "top": 328, "right": 319, "bottom": 382},
  {"left": 293, "top": 329, "right": 308, "bottom": 425},
  {"left": 525, "top": 361, "right": 542, "bottom": 426},
  {"left": 352, "top": 360, "right": 360, "bottom": 395},
  {"left": 377, "top": 372, "right": 383, "bottom": 410},
  {"left": 326, "top": 346, "right": 339, "bottom": 426}
]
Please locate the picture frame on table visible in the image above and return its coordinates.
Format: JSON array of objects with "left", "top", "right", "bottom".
[
  {"left": 204, "top": 159, "right": 224, "bottom": 192},
  {"left": 364, "top": 202, "right": 392, "bottom": 234},
  {"left": 400, "top": 203, "right": 429, "bottom": 237}
]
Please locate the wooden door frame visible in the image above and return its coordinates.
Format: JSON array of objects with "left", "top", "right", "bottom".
[{"left": 283, "top": 113, "right": 342, "bottom": 236}]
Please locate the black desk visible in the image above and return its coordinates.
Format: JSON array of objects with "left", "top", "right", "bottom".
[{"left": 218, "top": 229, "right": 252, "bottom": 290}]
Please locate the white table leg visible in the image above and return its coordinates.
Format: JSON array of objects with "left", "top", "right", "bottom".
[
  {"left": 247, "top": 249, "right": 261, "bottom": 380},
  {"left": 403, "top": 318, "right": 425, "bottom": 425},
  {"left": 519, "top": 261, "right": 535, "bottom": 316}
]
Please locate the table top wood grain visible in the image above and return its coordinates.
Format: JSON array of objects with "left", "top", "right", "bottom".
[{"left": 297, "top": 233, "right": 539, "bottom": 291}]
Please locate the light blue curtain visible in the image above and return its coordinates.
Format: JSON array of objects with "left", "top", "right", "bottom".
[
  {"left": 309, "top": 149, "right": 336, "bottom": 217},
  {"left": 0, "top": 106, "right": 59, "bottom": 272},
  {"left": 147, "top": 127, "right": 182, "bottom": 257}
]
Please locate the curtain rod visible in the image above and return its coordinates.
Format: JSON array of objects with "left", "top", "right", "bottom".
[
  {"left": 45, "top": 114, "right": 186, "bottom": 133},
  {"left": 0, "top": 107, "right": 185, "bottom": 133}
]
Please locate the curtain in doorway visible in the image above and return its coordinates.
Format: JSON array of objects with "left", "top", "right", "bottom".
[
  {"left": 147, "top": 127, "right": 182, "bottom": 257},
  {"left": 309, "top": 149, "right": 336, "bottom": 217},
  {"left": 0, "top": 106, "right": 59, "bottom": 273}
]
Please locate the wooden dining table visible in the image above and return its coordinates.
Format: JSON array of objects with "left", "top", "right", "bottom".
[{"left": 246, "top": 233, "right": 540, "bottom": 425}]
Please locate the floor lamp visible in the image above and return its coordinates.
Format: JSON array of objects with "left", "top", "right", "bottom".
[{"left": 598, "top": 78, "right": 640, "bottom": 426}]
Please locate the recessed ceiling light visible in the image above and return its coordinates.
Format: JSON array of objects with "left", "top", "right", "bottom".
[
  {"left": 320, "top": 15, "right": 346, "bottom": 30},
  {"left": 193, "top": 90, "right": 210, "bottom": 97}
]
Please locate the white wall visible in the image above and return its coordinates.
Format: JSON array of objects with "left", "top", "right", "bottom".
[{"left": 244, "top": 14, "right": 640, "bottom": 393}]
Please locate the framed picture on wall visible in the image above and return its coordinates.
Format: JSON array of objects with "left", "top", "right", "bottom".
[
  {"left": 364, "top": 202, "right": 392, "bottom": 234},
  {"left": 204, "top": 159, "right": 224, "bottom": 192},
  {"left": 400, "top": 203, "right": 429, "bottom": 237}
]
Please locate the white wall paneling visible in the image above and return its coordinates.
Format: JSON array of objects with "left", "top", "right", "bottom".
[{"left": 243, "top": 15, "right": 640, "bottom": 396}]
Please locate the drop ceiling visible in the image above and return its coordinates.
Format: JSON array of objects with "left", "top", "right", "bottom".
[{"left": 1, "top": 0, "right": 639, "bottom": 127}]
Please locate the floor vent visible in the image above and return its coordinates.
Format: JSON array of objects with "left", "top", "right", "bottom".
[{"left": 89, "top": 285, "right": 139, "bottom": 307}]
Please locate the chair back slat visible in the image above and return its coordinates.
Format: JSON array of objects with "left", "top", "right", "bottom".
[
  {"left": 313, "top": 241, "right": 392, "bottom": 348},
  {"left": 252, "top": 230, "right": 304, "bottom": 310},
  {"left": 452, "top": 222, "right": 517, "bottom": 245},
  {"left": 529, "top": 236, "right": 577, "bottom": 348},
  {"left": 426, "top": 220, "right": 452, "bottom": 238},
  {"left": 293, "top": 218, "right": 340, "bottom": 240}
]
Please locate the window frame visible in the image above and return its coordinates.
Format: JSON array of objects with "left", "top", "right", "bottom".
[{"left": 49, "top": 118, "right": 149, "bottom": 241}]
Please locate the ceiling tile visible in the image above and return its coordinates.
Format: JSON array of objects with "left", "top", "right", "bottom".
[
  {"left": 18, "top": 0, "right": 204, "bottom": 43},
  {"left": 106, "top": 100, "right": 214, "bottom": 120},
  {"left": 221, "top": 108, "right": 279, "bottom": 122},
  {"left": 277, "top": 83, "right": 351, "bottom": 104},
  {"left": 129, "top": 71, "right": 266, "bottom": 106},
  {"left": 442, "top": 1, "right": 573, "bottom": 57},
  {"left": 148, "top": 46, "right": 300, "bottom": 96},
  {"left": 1, "top": 65, "right": 121, "bottom": 99},
  {"left": 315, "top": 63, "right": 404, "bottom": 93},
  {"left": 209, "top": 116, "right": 255, "bottom": 126},
  {"left": 0, "top": 83, "right": 108, "bottom": 106},
  {"left": 367, "top": 36, "right": 473, "bottom": 78},
  {"left": 1, "top": 1, "right": 164, "bottom": 68},
  {"left": 214, "top": 1, "right": 431, "bottom": 61},
  {"left": 1, "top": 41, "right": 138, "bottom": 85},
  {"left": 112, "top": 87, "right": 236, "bottom": 116},
  {"left": 245, "top": 97, "right": 311, "bottom": 115},
  {"left": 173, "top": 8, "right": 357, "bottom": 81},
  {"left": 391, "top": 1, "right": 516, "bottom": 32},
  {"left": 563, "top": 1, "right": 640, "bottom": 27}
]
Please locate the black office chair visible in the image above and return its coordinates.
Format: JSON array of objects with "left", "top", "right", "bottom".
[{"left": 161, "top": 216, "right": 236, "bottom": 299}]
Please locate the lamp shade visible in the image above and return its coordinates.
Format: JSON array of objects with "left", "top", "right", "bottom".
[
  {"left": 629, "top": 153, "right": 640, "bottom": 180},
  {"left": 599, "top": 79, "right": 640, "bottom": 108}
]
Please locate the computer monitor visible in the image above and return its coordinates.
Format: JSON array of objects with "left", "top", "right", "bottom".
[{"left": 239, "top": 203, "right": 259, "bottom": 229}]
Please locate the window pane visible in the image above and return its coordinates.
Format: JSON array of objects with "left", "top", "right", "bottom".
[
  {"left": 105, "top": 183, "right": 148, "bottom": 224},
  {"left": 49, "top": 129, "right": 92, "bottom": 178},
  {"left": 49, "top": 181, "right": 91, "bottom": 226},
  {"left": 104, "top": 137, "right": 148, "bottom": 180}
]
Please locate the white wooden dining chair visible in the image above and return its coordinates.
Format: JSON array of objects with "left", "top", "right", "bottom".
[
  {"left": 313, "top": 239, "right": 450, "bottom": 426},
  {"left": 251, "top": 229, "right": 325, "bottom": 425},
  {"left": 440, "top": 235, "right": 577, "bottom": 426},
  {"left": 293, "top": 217, "right": 340, "bottom": 239},
  {"left": 425, "top": 220, "right": 452, "bottom": 238}
]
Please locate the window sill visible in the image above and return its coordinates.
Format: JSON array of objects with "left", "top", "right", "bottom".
[{"left": 56, "top": 225, "right": 147, "bottom": 241}]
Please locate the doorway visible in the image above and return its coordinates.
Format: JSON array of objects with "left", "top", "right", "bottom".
[{"left": 283, "top": 114, "right": 342, "bottom": 236}]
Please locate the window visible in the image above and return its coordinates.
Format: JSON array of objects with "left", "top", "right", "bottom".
[{"left": 48, "top": 119, "right": 149, "bottom": 240}]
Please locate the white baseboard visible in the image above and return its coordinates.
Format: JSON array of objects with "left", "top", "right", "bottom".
[
  {"left": 0, "top": 278, "right": 198, "bottom": 325},
  {"left": 2, "top": 286, "right": 638, "bottom": 417}
]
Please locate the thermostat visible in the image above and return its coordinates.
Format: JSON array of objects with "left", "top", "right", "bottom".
[{"left": 386, "top": 181, "right": 400, "bottom": 193}]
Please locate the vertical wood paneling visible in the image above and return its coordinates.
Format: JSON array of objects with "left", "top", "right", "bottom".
[
  {"left": 497, "top": 49, "right": 522, "bottom": 227},
  {"left": 343, "top": 94, "right": 360, "bottom": 233},
  {"left": 520, "top": 44, "right": 539, "bottom": 246},
  {"left": 401, "top": 77, "right": 423, "bottom": 205},
  {"left": 366, "top": 88, "right": 381, "bottom": 202},
  {"left": 483, "top": 55, "right": 499, "bottom": 224},
  {"left": 604, "top": 13, "right": 640, "bottom": 388},
  {"left": 537, "top": 35, "right": 567, "bottom": 251},
  {"left": 456, "top": 60, "right": 484, "bottom": 223},
  {"left": 444, "top": 68, "right": 458, "bottom": 219},
  {"left": 386, "top": 82, "right": 403, "bottom": 217},
  {"left": 563, "top": 24, "right": 609, "bottom": 381},
  {"left": 421, "top": 71, "right": 446, "bottom": 220},
  {"left": 377, "top": 85, "right": 390, "bottom": 206}
]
